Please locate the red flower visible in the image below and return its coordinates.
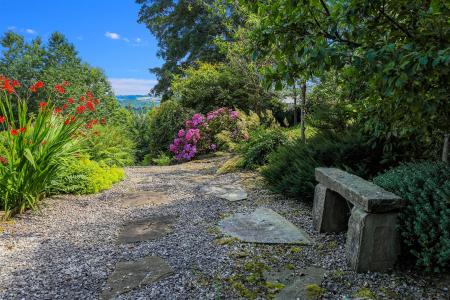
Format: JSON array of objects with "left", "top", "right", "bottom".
[
  {"left": 62, "top": 81, "right": 70, "bottom": 86},
  {"left": 0, "top": 155, "right": 8, "bottom": 165},
  {"left": 100, "top": 117, "right": 106, "bottom": 125},
  {"left": 41, "top": 140, "right": 46, "bottom": 145},
  {"left": 39, "top": 102, "right": 48, "bottom": 110},
  {"left": 86, "top": 91, "right": 94, "bottom": 101},
  {"left": 12, "top": 80, "right": 21, "bottom": 87},
  {"left": 54, "top": 107, "right": 62, "bottom": 114},
  {"left": 0, "top": 115, "right": 5, "bottom": 123},
  {"left": 63, "top": 103, "right": 68, "bottom": 110},
  {"left": 30, "top": 81, "right": 44, "bottom": 93},
  {"left": 86, "top": 101, "right": 95, "bottom": 111},
  {"left": 93, "top": 99, "right": 100, "bottom": 105},
  {"left": 54, "top": 84, "right": 65, "bottom": 94},
  {"left": 19, "top": 127, "right": 26, "bottom": 133},
  {"left": 67, "top": 98, "right": 74, "bottom": 104},
  {"left": 80, "top": 96, "right": 85, "bottom": 102},
  {"left": 2, "top": 79, "right": 14, "bottom": 94},
  {"left": 76, "top": 105, "right": 86, "bottom": 114},
  {"left": 10, "top": 129, "right": 18, "bottom": 136}
]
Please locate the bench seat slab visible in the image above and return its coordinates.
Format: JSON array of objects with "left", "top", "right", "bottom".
[{"left": 315, "top": 168, "right": 404, "bottom": 213}]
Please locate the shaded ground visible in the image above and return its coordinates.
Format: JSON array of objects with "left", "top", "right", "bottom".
[{"left": 0, "top": 155, "right": 448, "bottom": 299}]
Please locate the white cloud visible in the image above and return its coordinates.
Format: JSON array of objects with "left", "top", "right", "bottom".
[
  {"left": 109, "top": 78, "right": 157, "bottom": 95},
  {"left": 25, "top": 28, "right": 36, "bottom": 34},
  {"left": 123, "top": 38, "right": 130, "bottom": 42},
  {"left": 105, "top": 31, "right": 120, "bottom": 40},
  {"left": 135, "top": 38, "right": 141, "bottom": 43},
  {"left": 7, "top": 26, "right": 16, "bottom": 31}
]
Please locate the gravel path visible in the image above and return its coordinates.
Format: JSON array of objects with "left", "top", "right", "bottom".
[{"left": 0, "top": 155, "right": 448, "bottom": 299}]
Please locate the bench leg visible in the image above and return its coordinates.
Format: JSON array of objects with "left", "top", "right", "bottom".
[
  {"left": 346, "top": 207, "right": 401, "bottom": 272},
  {"left": 313, "top": 184, "right": 350, "bottom": 233}
]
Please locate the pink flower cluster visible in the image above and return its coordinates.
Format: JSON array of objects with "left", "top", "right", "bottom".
[
  {"left": 169, "top": 108, "right": 238, "bottom": 161},
  {"left": 207, "top": 108, "right": 238, "bottom": 121}
]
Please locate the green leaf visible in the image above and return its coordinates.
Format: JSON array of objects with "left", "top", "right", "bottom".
[{"left": 23, "top": 148, "right": 37, "bottom": 170}]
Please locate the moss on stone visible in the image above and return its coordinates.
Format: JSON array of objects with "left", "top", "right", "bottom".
[
  {"left": 306, "top": 284, "right": 325, "bottom": 299},
  {"left": 355, "top": 287, "right": 376, "bottom": 299}
]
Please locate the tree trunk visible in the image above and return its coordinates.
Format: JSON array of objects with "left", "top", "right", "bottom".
[
  {"left": 443, "top": 133, "right": 449, "bottom": 163},
  {"left": 293, "top": 82, "right": 298, "bottom": 126},
  {"left": 300, "top": 81, "right": 307, "bottom": 143}
]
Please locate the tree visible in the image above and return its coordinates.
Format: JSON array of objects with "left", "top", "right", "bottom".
[
  {"left": 244, "top": 0, "right": 450, "bottom": 159},
  {"left": 136, "top": 0, "right": 244, "bottom": 99},
  {"left": 0, "top": 31, "right": 119, "bottom": 117}
]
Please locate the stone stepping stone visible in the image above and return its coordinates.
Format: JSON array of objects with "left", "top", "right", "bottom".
[
  {"left": 101, "top": 256, "right": 172, "bottom": 299},
  {"left": 265, "top": 266, "right": 325, "bottom": 300},
  {"left": 118, "top": 215, "right": 176, "bottom": 244},
  {"left": 199, "top": 184, "right": 247, "bottom": 201},
  {"left": 219, "top": 208, "right": 312, "bottom": 244},
  {"left": 121, "top": 191, "right": 172, "bottom": 208}
]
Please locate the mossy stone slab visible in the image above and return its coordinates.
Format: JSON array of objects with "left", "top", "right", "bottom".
[
  {"left": 199, "top": 184, "right": 247, "bottom": 201},
  {"left": 118, "top": 215, "right": 176, "bottom": 244},
  {"left": 219, "top": 208, "right": 312, "bottom": 244},
  {"left": 100, "top": 256, "right": 172, "bottom": 299}
]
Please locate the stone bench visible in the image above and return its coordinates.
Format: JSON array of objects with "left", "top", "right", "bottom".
[{"left": 312, "top": 167, "right": 405, "bottom": 272}]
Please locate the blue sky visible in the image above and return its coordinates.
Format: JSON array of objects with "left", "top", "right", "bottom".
[{"left": 0, "top": 0, "right": 162, "bottom": 95}]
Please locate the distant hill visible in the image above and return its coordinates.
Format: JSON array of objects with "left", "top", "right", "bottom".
[{"left": 116, "top": 95, "right": 161, "bottom": 109}]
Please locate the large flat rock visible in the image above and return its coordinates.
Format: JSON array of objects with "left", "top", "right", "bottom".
[
  {"left": 265, "top": 266, "right": 325, "bottom": 300},
  {"left": 121, "top": 191, "right": 172, "bottom": 208},
  {"left": 118, "top": 215, "right": 176, "bottom": 244},
  {"left": 199, "top": 184, "right": 247, "bottom": 201},
  {"left": 315, "top": 168, "right": 404, "bottom": 212},
  {"left": 219, "top": 208, "right": 312, "bottom": 244},
  {"left": 101, "top": 256, "right": 172, "bottom": 299}
]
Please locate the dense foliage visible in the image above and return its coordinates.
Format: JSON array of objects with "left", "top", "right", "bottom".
[
  {"left": 238, "top": 127, "right": 288, "bottom": 170},
  {"left": 51, "top": 157, "right": 124, "bottom": 195},
  {"left": 261, "top": 131, "right": 383, "bottom": 199},
  {"left": 244, "top": 0, "right": 450, "bottom": 159},
  {"left": 169, "top": 108, "right": 240, "bottom": 161},
  {"left": 374, "top": 162, "right": 450, "bottom": 272},
  {"left": 136, "top": 0, "right": 243, "bottom": 98},
  {"left": 81, "top": 124, "right": 135, "bottom": 167},
  {"left": 0, "top": 31, "right": 120, "bottom": 117},
  {"left": 147, "top": 100, "right": 193, "bottom": 158},
  {"left": 0, "top": 77, "right": 90, "bottom": 214}
]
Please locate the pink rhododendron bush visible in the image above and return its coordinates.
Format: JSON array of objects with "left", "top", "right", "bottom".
[{"left": 169, "top": 108, "right": 244, "bottom": 161}]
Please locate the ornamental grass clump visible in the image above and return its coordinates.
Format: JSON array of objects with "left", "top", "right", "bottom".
[
  {"left": 169, "top": 108, "right": 240, "bottom": 161},
  {"left": 0, "top": 76, "right": 102, "bottom": 217}
]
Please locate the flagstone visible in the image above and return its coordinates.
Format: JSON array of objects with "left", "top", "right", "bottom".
[
  {"left": 118, "top": 215, "right": 176, "bottom": 244},
  {"left": 100, "top": 256, "right": 172, "bottom": 299},
  {"left": 219, "top": 208, "right": 312, "bottom": 244}
]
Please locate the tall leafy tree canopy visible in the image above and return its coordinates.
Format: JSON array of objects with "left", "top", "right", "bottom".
[
  {"left": 136, "top": 0, "right": 243, "bottom": 98},
  {"left": 244, "top": 0, "right": 450, "bottom": 158}
]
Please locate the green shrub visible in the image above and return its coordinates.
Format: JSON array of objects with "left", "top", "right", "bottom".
[
  {"left": 51, "top": 157, "right": 124, "bottom": 195},
  {"left": 172, "top": 62, "right": 279, "bottom": 114},
  {"left": 152, "top": 152, "right": 172, "bottom": 166},
  {"left": 0, "top": 83, "right": 82, "bottom": 215},
  {"left": 373, "top": 162, "right": 450, "bottom": 272},
  {"left": 148, "top": 100, "right": 193, "bottom": 157},
  {"left": 81, "top": 124, "right": 135, "bottom": 166},
  {"left": 261, "top": 130, "right": 384, "bottom": 200},
  {"left": 238, "top": 127, "right": 288, "bottom": 170}
]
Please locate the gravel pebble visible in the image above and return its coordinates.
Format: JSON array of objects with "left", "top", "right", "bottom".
[{"left": 0, "top": 156, "right": 448, "bottom": 299}]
